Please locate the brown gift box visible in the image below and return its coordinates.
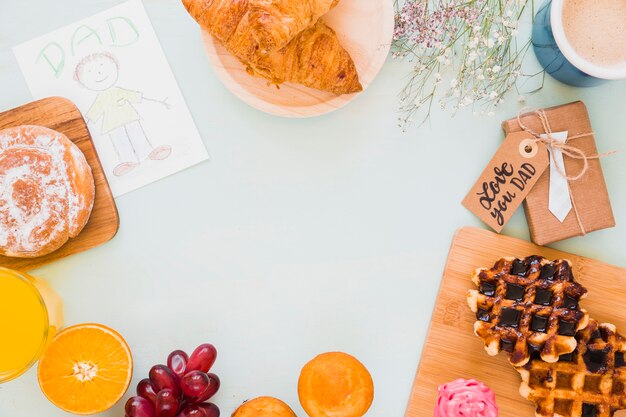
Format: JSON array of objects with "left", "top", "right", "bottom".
[{"left": 502, "top": 101, "right": 615, "bottom": 246}]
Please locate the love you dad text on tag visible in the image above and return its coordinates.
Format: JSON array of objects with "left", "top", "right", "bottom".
[{"left": 462, "top": 132, "right": 550, "bottom": 232}]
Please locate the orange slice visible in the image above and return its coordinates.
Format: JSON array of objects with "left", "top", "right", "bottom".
[
  {"left": 37, "top": 323, "right": 133, "bottom": 415},
  {"left": 298, "top": 352, "right": 374, "bottom": 417}
]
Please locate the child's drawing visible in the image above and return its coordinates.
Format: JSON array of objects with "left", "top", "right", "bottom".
[
  {"left": 13, "top": 0, "right": 208, "bottom": 197},
  {"left": 75, "top": 52, "right": 172, "bottom": 176}
]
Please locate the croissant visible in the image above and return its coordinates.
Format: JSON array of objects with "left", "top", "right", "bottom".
[
  {"left": 182, "top": 0, "right": 362, "bottom": 95},
  {"left": 182, "top": 0, "right": 338, "bottom": 59},
  {"left": 249, "top": 21, "right": 362, "bottom": 94}
]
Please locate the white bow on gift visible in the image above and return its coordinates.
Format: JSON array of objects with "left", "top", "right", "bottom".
[{"left": 541, "top": 131, "right": 571, "bottom": 222}]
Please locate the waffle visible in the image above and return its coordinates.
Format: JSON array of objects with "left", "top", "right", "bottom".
[
  {"left": 467, "top": 256, "right": 589, "bottom": 366},
  {"left": 517, "top": 319, "right": 626, "bottom": 417}
]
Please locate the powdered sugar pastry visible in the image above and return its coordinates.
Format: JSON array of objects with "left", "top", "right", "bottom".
[{"left": 0, "top": 125, "right": 95, "bottom": 257}]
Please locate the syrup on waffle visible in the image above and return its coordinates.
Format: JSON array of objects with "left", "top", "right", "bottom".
[
  {"left": 517, "top": 319, "right": 626, "bottom": 417},
  {"left": 467, "top": 256, "right": 589, "bottom": 366}
]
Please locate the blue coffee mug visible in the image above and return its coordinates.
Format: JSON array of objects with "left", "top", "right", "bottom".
[{"left": 532, "top": 0, "right": 626, "bottom": 87}]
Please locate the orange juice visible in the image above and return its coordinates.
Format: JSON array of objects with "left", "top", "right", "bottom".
[{"left": 0, "top": 268, "right": 63, "bottom": 383}]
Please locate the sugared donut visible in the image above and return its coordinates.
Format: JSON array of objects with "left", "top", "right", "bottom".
[{"left": 0, "top": 125, "right": 95, "bottom": 257}]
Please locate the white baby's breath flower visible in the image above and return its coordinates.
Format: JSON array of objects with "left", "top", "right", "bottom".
[
  {"left": 391, "top": 0, "right": 539, "bottom": 127},
  {"left": 487, "top": 111, "right": 495, "bottom": 117},
  {"left": 518, "top": 95, "right": 526, "bottom": 102}
]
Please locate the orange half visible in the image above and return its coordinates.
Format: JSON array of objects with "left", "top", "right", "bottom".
[
  {"left": 37, "top": 323, "right": 133, "bottom": 415},
  {"left": 233, "top": 396, "right": 297, "bottom": 417},
  {"left": 298, "top": 352, "right": 374, "bottom": 417}
]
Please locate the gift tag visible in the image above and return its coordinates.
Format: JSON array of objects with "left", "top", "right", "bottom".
[{"left": 462, "top": 132, "right": 550, "bottom": 232}]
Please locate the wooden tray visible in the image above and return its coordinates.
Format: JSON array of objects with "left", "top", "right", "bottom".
[
  {"left": 0, "top": 97, "right": 119, "bottom": 271},
  {"left": 201, "top": 0, "right": 394, "bottom": 117},
  {"left": 406, "top": 227, "right": 626, "bottom": 417}
]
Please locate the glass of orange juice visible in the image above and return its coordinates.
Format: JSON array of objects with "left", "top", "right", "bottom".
[{"left": 0, "top": 267, "right": 64, "bottom": 383}]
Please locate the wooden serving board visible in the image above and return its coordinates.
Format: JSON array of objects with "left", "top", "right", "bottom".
[
  {"left": 406, "top": 227, "right": 626, "bottom": 417},
  {"left": 0, "top": 97, "right": 119, "bottom": 271},
  {"left": 201, "top": 0, "right": 394, "bottom": 117}
]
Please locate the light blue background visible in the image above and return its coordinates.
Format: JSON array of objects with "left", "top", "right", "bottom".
[{"left": 0, "top": 1, "right": 624, "bottom": 416}]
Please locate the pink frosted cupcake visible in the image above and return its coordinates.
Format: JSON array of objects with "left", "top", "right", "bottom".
[{"left": 434, "top": 379, "right": 498, "bottom": 417}]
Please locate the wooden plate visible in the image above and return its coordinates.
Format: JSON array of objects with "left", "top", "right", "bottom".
[
  {"left": 201, "top": 0, "right": 394, "bottom": 117},
  {"left": 406, "top": 227, "right": 626, "bottom": 417},
  {"left": 0, "top": 97, "right": 119, "bottom": 271}
]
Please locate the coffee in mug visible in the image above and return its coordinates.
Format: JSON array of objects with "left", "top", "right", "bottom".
[
  {"left": 562, "top": 0, "right": 626, "bottom": 68},
  {"left": 532, "top": 0, "right": 626, "bottom": 86}
]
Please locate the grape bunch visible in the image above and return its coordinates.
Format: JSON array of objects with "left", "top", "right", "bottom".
[{"left": 125, "top": 344, "right": 220, "bottom": 417}]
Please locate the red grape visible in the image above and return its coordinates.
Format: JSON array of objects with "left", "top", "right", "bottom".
[
  {"left": 132, "top": 345, "right": 219, "bottom": 417},
  {"left": 198, "top": 403, "right": 220, "bottom": 417},
  {"left": 197, "top": 374, "right": 220, "bottom": 402},
  {"left": 156, "top": 389, "right": 180, "bottom": 417},
  {"left": 180, "top": 370, "right": 209, "bottom": 400},
  {"left": 168, "top": 350, "right": 189, "bottom": 378},
  {"left": 177, "top": 404, "right": 209, "bottom": 417},
  {"left": 181, "top": 371, "right": 220, "bottom": 403},
  {"left": 187, "top": 344, "right": 217, "bottom": 373},
  {"left": 125, "top": 396, "right": 156, "bottom": 417},
  {"left": 150, "top": 365, "right": 181, "bottom": 396},
  {"left": 137, "top": 378, "right": 159, "bottom": 406}
]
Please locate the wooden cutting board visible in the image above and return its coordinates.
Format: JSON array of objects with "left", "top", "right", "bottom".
[
  {"left": 406, "top": 227, "right": 626, "bottom": 417},
  {"left": 0, "top": 97, "right": 118, "bottom": 271}
]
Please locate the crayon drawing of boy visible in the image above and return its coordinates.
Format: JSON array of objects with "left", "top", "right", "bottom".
[{"left": 75, "top": 52, "right": 171, "bottom": 176}]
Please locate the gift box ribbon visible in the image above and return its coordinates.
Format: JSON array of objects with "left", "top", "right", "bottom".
[{"left": 515, "top": 108, "right": 615, "bottom": 235}]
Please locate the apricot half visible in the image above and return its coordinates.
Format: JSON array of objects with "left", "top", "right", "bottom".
[
  {"left": 232, "top": 396, "right": 297, "bottom": 417},
  {"left": 298, "top": 352, "right": 374, "bottom": 417}
]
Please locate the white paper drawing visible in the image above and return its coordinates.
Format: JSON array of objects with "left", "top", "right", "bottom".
[
  {"left": 75, "top": 52, "right": 172, "bottom": 176},
  {"left": 13, "top": 0, "right": 208, "bottom": 196}
]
